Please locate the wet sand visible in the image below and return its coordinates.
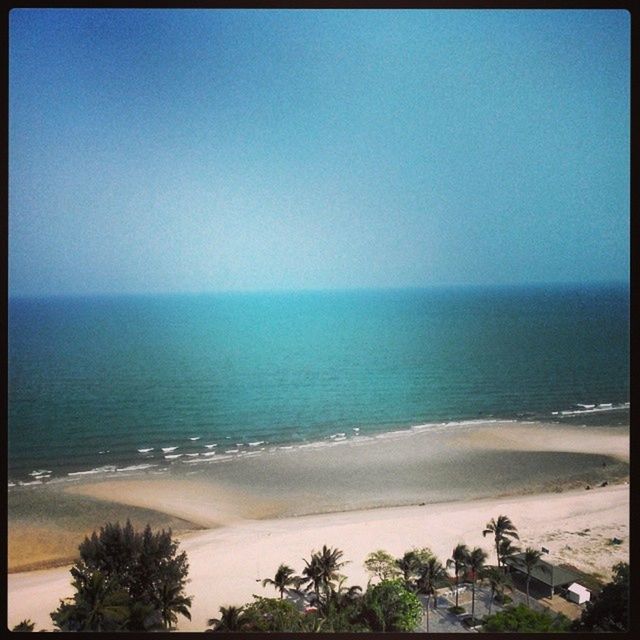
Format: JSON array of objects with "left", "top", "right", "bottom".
[{"left": 8, "top": 420, "right": 629, "bottom": 572}]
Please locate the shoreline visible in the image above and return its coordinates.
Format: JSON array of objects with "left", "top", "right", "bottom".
[{"left": 8, "top": 419, "right": 629, "bottom": 574}]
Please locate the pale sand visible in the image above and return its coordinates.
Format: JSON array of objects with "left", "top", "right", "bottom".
[
  {"left": 8, "top": 421, "right": 629, "bottom": 629},
  {"left": 7, "top": 484, "right": 629, "bottom": 631}
]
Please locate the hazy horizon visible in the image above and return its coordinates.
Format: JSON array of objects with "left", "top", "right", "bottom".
[{"left": 9, "top": 9, "right": 630, "bottom": 297}]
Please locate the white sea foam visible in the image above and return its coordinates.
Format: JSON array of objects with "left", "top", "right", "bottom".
[
  {"left": 161, "top": 446, "right": 178, "bottom": 453},
  {"left": 68, "top": 465, "right": 116, "bottom": 476},
  {"left": 204, "top": 444, "right": 217, "bottom": 449},
  {"left": 138, "top": 448, "right": 154, "bottom": 453},
  {"left": 203, "top": 451, "right": 216, "bottom": 457},
  {"left": 225, "top": 449, "right": 240, "bottom": 454},
  {"left": 189, "top": 437, "right": 201, "bottom": 441},
  {"left": 29, "top": 469, "right": 52, "bottom": 476},
  {"left": 164, "top": 454, "right": 182, "bottom": 460},
  {"left": 116, "top": 464, "right": 156, "bottom": 472},
  {"left": 249, "top": 441, "right": 265, "bottom": 447},
  {"left": 185, "top": 453, "right": 200, "bottom": 457}
]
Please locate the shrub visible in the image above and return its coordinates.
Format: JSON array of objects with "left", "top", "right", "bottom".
[
  {"left": 360, "top": 579, "right": 423, "bottom": 632},
  {"left": 448, "top": 605, "right": 465, "bottom": 614},
  {"left": 482, "top": 604, "right": 571, "bottom": 632}
]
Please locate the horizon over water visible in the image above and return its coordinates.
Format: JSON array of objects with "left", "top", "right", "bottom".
[{"left": 8, "top": 282, "right": 629, "bottom": 485}]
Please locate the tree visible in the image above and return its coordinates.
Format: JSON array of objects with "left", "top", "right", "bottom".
[
  {"left": 517, "top": 547, "right": 547, "bottom": 606},
  {"left": 446, "top": 543, "right": 469, "bottom": 609},
  {"left": 207, "top": 605, "right": 247, "bottom": 632},
  {"left": 483, "top": 603, "right": 571, "bottom": 632},
  {"left": 364, "top": 549, "right": 400, "bottom": 582},
  {"left": 240, "top": 597, "right": 307, "bottom": 632},
  {"left": 498, "top": 536, "right": 521, "bottom": 567},
  {"left": 11, "top": 620, "right": 35, "bottom": 632},
  {"left": 360, "top": 579, "right": 423, "bottom": 632},
  {"left": 51, "top": 570, "right": 130, "bottom": 631},
  {"left": 262, "top": 564, "right": 298, "bottom": 599},
  {"left": 395, "top": 547, "right": 432, "bottom": 590},
  {"left": 482, "top": 566, "right": 513, "bottom": 615},
  {"left": 571, "top": 562, "right": 629, "bottom": 632},
  {"left": 482, "top": 515, "right": 519, "bottom": 570},
  {"left": 416, "top": 555, "right": 447, "bottom": 633},
  {"left": 50, "top": 520, "right": 192, "bottom": 631},
  {"left": 467, "top": 547, "right": 488, "bottom": 624},
  {"left": 300, "top": 546, "right": 347, "bottom": 607}
]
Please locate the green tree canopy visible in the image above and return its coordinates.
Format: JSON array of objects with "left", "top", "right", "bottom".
[
  {"left": 50, "top": 520, "right": 191, "bottom": 631},
  {"left": 360, "top": 579, "right": 423, "bottom": 632},
  {"left": 483, "top": 603, "right": 571, "bottom": 632}
]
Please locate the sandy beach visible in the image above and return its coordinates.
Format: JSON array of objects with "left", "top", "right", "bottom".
[{"left": 7, "top": 419, "right": 629, "bottom": 630}]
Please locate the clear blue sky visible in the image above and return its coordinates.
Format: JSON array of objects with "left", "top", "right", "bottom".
[{"left": 9, "top": 9, "right": 630, "bottom": 296}]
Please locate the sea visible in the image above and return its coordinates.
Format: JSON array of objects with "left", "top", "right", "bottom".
[{"left": 8, "top": 283, "right": 629, "bottom": 486}]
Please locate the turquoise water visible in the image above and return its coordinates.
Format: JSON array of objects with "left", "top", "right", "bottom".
[{"left": 8, "top": 284, "right": 629, "bottom": 483}]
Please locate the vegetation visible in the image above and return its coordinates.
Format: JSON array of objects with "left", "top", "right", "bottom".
[
  {"left": 363, "top": 549, "right": 400, "bottom": 582},
  {"left": 416, "top": 555, "right": 447, "bottom": 632},
  {"left": 359, "top": 579, "right": 423, "bottom": 632},
  {"left": 50, "top": 520, "right": 191, "bottom": 631},
  {"left": 482, "top": 566, "right": 513, "bottom": 615},
  {"left": 394, "top": 547, "right": 433, "bottom": 590},
  {"left": 467, "top": 546, "right": 487, "bottom": 624},
  {"left": 482, "top": 603, "right": 571, "bottom": 632},
  {"left": 261, "top": 563, "right": 298, "bottom": 599},
  {"left": 482, "top": 515, "right": 519, "bottom": 570},
  {"left": 517, "top": 547, "right": 548, "bottom": 606},
  {"left": 12, "top": 620, "right": 35, "bottom": 632},
  {"left": 446, "top": 543, "right": 469, "bottom": 609},
  {"left": 571, "top": 562, "right": 629, "bottom": 632},
  {"left": 299, "top": 545, "right": 348, "bottom": 608}
]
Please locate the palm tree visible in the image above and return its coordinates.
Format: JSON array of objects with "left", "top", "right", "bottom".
[
  {"left": 300, "top": 546, "right": 347, "bottom": 606},
  {"left": 12, "top": 620, "right": 35, "bottom": 632},
  {"left": 446, "top": 544, "right": 469, "bottom": 609},
  {"left": 483, "top": 515, "right": 519, "bottom": 570},
  {"left": 518, "top": 547, "right": 548, "bottom": 606},
  {"left": 417, "top": 556, "right": 447, "bottom": 633},
  {"left": 395, "top": 549, "right": 431, "bottom": 590},
  {"left": 207, "top": 605, "right": 246, "bottom": 632},
  {"left": 498, "top": 537, "right": 521, "bottom": 568},
  {"left": 52, "top": 570, "right": 130, "bottom": 631},
  {"left": 262, "top": 564, "right": 298, "bottom": 599},
  {"left": 364, "top": 549, "right": 400, "bottom": 582},
  {"left": 482, "top": 566, "right": 513, "bottom": 615},
  {"left": 467, "top": 547, "right": 487, "bottom": 624},
  {"left": 155, "top": 580, "right": 193, "bottom": 629}
]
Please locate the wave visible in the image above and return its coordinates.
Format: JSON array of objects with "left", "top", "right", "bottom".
[
  {"left": 116, "top": 463, "right": 156, "bottom": 472},
  {"left": 556, "top": 402, "right": 629, "bottom": 416},
  {"left": 249, "top": 441, "right": 265, "bottom": 447},
  {"left": 68, "top": 465, "right": 117, "bottom": 476},
  {"left": 164, "top": 454, "right": 182, "bottom": 460},
  {"left": 189, "top": 436, "right": 201, "bottom": 441},
  {"left": 137, "top": 448, "right": 154, "bottom": 453},
  {"left": 204, "top": 444, "right": 217, "bottom": 449},
  {"left": 161, "top": 446, "right": 178, "bottom": 453}
]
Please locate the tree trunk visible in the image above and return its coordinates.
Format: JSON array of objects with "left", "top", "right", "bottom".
[
  {"left": 455, "top": 570, "right": 459, "bottom": 608},
  {"left": 471, "top": 583, "right": 476, "bottom": 622},
  {"left": 425, "top": 594, "right": 430, "bottom": 633},
  {"left": 526, "top": 576, "right": 530, "bottom": 606}
]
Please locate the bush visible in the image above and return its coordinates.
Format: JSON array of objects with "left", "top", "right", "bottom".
[
  {"left": 361, "top": 579, "right": 423, "bottom": 632},
  {"left": 50, "top": 520, "right": 192, "bottom": 631},
  {"left": 448, "top": 605, "right": 465, "bottom": 614},
  {"left": 482, "top": 604, "right": 571, "bottom": 633}
]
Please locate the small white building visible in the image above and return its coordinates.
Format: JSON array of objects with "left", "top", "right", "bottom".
[{"left": 567, "top": 582, "right": 590, "bottom": 604}]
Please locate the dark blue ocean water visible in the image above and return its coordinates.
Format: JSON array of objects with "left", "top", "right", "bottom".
[{"left": 8, "top": 284, "right": 629, "bottom": 483}]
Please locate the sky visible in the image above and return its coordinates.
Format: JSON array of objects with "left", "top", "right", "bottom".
[{"left": 9, "top": 9, "right": 630, "bottom": 296}]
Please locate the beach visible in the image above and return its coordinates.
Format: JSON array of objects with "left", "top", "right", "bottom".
[{"left": 7, "top": 419, "right": 629, "bottom": 631}]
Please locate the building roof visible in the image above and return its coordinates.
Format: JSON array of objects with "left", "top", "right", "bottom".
[
  {"left": 568, "top": 583, "right": 590, "bottom": 596},
  {"left": 504, "top": 553, "right": 583, "bottom": 587}
]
